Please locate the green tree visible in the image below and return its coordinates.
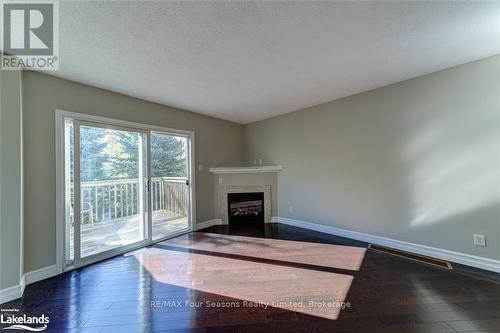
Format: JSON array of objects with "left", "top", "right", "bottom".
[
  {"left": 78, "top": 127, "right": 186, "bottom": 181},
  {"left": 151, "top": 134, "right": 187, "bottom": 177},
  {"left": 79, "top": 126, "right": 107, "bottom": 181},
  {"left": 100, "top": 130, "right": 141, "bottom": 180}
]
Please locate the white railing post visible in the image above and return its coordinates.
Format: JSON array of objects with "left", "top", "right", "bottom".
[{"left": 114, "top": 184, "right": 117, "bottom": 218}]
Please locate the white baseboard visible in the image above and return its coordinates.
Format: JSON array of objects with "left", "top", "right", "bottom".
[
  {"left": 276, "top": 216, "right": 500, "bottom": 273},
  {"left": 195, "top": 218, "right": 222, "bottom": 231},
  {"left": 1, "top": 265, "right": 60, "bottom": 304},
  {"left": 24, "top": 265, "right": 58, "bottom": 285},
  {"left": 20, "top": 275, "right": 26, "bottom": 295},
  {"left": 0, "top": 283, "right": 23, "bottom": 304}
]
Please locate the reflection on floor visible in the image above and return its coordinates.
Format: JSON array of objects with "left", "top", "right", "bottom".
[{"left": 3, "top": 223, "right": 500, "bottom": 333}]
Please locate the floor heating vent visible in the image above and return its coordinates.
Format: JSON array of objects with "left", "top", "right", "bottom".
[{"left": 368, "top": 244, "right": 453, "bottom": 270}]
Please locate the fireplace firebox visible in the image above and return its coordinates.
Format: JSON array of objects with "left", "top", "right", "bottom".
[{"left": 227, "top": 192, "right": 265, "bottom": 224}]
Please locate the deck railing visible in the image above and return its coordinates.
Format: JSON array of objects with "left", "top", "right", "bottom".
[{"left": 79, "top": 177, "right": 188, "bottom": 224}]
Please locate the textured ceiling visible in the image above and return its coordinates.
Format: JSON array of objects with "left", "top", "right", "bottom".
[{"left": 43, "top": 1, "right": 500, "bottom": 124}]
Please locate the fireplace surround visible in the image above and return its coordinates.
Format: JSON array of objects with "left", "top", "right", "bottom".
[
  {"left": 209, "top": 166, "right": 281, "bottom": 225},
  {"left": 219, "top": 185, "right": 272, "bottom": 224}
]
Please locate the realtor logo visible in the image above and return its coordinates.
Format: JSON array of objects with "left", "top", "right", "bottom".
[
  {"left": 1, "top": 1, "right": 59, "bottom": 70},
  {"left": 0, "top": 308, "right": 49, "bottom": 331}
]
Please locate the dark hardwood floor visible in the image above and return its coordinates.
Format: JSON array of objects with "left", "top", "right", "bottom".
[{"left": 2, "top": 223, "right": 499, "bottom": 333}]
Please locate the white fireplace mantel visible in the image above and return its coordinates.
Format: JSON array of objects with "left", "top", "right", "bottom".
[{"left": 209, "top": 166, "right": 282, "bottom": 174}]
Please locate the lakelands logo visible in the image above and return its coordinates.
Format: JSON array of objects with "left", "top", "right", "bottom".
[
  {"left": 0, "top": 309, "right": 49, "bottom": 331},
  {"left": 1, "top": 1, "right": 59, "bottom": 70}
]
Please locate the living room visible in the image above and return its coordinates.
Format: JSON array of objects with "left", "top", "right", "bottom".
[{"left": 1, "top": 1, "right": 499, "bottom": 332}]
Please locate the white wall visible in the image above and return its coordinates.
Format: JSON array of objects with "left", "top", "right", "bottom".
[
  {"left": 245, "top": 55, "right": 500, "bottom": 261},
  {"left": 0, "top": 68, "right": 23, "bottom": 292}
]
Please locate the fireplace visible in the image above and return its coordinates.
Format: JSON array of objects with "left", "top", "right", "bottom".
[{"left": 227, "top": 192, "right": 265, "bottom": 224}]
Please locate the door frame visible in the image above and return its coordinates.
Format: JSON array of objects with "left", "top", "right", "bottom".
[{"left": 55, "top": 110, "right": 196, "bottom": 273}]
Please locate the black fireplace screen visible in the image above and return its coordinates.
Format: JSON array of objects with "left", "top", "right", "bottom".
[{"left": 227, "top": 192, "right": 264, "bottom": 224}]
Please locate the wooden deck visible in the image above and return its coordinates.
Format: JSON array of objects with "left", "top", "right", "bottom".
[{"left": 72, "top": 210, "right": 188, "bottom": 257}]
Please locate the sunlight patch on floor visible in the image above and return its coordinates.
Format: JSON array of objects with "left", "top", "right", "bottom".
[
  {"left": 163, "top": 232, "right": 367, "bottom": 271},
  {"left": 135, "top": 233, "right": 365, "bottom": 320}
]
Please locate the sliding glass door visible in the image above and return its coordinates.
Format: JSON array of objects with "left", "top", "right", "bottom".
[
  {"left": 150, "top": 132, "right": 190, "bottom": 240},
  {"left": 61, "top": 114, "right": 193, "bottom": 269}
]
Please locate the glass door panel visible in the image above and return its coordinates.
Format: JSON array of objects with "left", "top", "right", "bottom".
[
  {"left": 150, "top": 132, "right": 190, "bottom": 240},
  {"left": 77, "top": 122, "right": 148, "bottom": 259}
]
